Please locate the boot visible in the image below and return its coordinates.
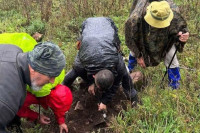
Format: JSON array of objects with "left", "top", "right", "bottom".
[
  {"left": 168, "top": 67, "right": 180, "bottom": 89},
  {"left": 128, "top": 53, "right": 137, "bottom": 73}
]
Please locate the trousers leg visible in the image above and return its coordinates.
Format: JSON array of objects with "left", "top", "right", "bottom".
[
  {"left": 168, "top": 67, "right": 180, "bottom": 89},
  {"left": 164, "top": 45, "right": 180, "bottom": 89},
  {"left": 128, "top": 51, "right": 137, "bottom": 72},
  {"left": 122, "top": 69, "right": 137, "bottom": 100}
]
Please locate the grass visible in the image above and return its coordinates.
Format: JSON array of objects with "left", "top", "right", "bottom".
[
  {"left": 112, "top": 88, "right": 200, "bottom": 132},
  {"left": 110, "top": 0, "right": 200, "bottom": 132},
  {"left": 0, "top": 0, "right": 200, "bottom": 132}
]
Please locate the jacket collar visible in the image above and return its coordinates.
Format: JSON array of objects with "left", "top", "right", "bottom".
[{"left": 17, "top": 53, "right": 31, "bottom": 86}]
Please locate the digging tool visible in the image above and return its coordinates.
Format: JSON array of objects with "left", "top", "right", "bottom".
[{"left": 102, "top": 110, "right": 107, "bottom": 119}]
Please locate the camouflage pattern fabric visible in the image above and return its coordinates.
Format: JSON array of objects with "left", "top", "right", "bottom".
[
  {"left": 125, "top": 0, "right": 188, "bottom": 66},
  {"left": 129, "top": 0, "right": 180, "bottom": 15},
  {"left": 27, "top": 42, "right": 66, "bottom": 77}
]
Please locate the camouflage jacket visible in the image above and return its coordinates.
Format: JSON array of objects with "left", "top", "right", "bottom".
[{"left": 125, "top": 0, "right": 188, "bottom": 66}]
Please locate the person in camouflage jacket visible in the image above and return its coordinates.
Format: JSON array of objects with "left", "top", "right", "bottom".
[{"left": 125, "top": 0, "right": 189, "bottom": 89}]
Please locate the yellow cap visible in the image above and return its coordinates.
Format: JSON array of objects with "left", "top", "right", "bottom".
[{"left": 144, "top": 1, "right": 174, "bottom": 28}]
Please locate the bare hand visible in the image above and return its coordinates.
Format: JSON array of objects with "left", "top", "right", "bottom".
[
  {"left": 32, "top": 32, "right": 43, "bottom": 41},
  {"left": 137, "top": 57, "right": 146, "bottom": 68},
  {"left": 38, "top": 114, "right": 51, "bottom": 125},
  {"left": 76, "top": 41, "right": 81, "bottom": 50},
  {"left": 88, "top": 83, "right": 95, "bottom": 95},
  {"left": 59, "top": 123, "right": 68, "bottom": 133},
  {"left": 98, "top": 103, "right": 107, "bottom": 111},
  {"left": 178, "top": 31, "right": 189, "bottom": 42}
]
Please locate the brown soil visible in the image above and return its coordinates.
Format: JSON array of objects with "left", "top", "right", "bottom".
[
  {"left": 19, "top": 83, "right": 130, "bottom": 133},
  {"left": 65, "top": 84, "right": 130, "bottom": 133},
  {"left": 18, "top": 71, "right": 144, "bottom": 133}
]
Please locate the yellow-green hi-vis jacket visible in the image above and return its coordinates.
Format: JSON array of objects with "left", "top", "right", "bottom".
[{"left": 0, "top": 33, "right": 65, "bottom": 97}]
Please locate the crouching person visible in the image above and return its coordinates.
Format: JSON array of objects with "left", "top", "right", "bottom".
[
  {"left": 64, "top": 17, "right": 138, "bottom": 112},
  {"left": 0, "top": 41, "right": 66, "bottom": 132},
  {"left": 0, "top": 33, "right": 72, "bottom": 133},
  {"left": 16, "top": 84, "right": 73, "bottom": 133}
]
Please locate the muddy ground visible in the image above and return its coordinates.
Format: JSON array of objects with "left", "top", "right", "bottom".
[
  {"left": 18, "top": 84, "right": 130, "bottom": 133},
  {"left": 18, "top": 72, "right": 143, "bottom": 133},
  {"left": 66, "top": 84, "right": 130, "bottom": 133}
]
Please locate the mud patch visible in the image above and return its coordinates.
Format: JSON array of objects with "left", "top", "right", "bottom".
[
  {"left": 20, "top": 82, "right": 132, "bottom": 133},
  {"left": 66, "top": 84, "right": 130, "bottom": 133}
]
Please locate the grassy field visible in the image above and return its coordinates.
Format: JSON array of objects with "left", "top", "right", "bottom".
[{"left": 0, "top": 0, "right": 200, "bottom": 132}]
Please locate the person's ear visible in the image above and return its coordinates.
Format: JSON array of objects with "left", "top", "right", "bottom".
[{"left": 93, "top": 75, "right": 95, "bottom": 79}]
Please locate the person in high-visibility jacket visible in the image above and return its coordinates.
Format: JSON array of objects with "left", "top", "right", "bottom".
[{"left": 0, "top": 33, "right": 72, "bottom": 133}]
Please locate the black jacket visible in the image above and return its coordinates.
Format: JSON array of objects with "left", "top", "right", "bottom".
[
  {"left": 73, "top": 53, "right": 128, "bottom": 105},
  {"left": 0, "top": 44, "right": 31, "bottom": 129},
  {"left": 64, "top": 17, "right": 136, "bottom": 105}
]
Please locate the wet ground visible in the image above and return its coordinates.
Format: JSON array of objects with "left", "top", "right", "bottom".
[
  {"left": 18, "top": 83, "right": 130, "bottom": 133},
  {"left": 19, "top": 71, "right": 143, "bottom": 133},
  {"left": 65, "top": 84, "right": 130, "bottom": 133}
]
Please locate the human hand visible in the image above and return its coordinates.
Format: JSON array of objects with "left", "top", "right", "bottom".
[
  {"left": 59, "top": 123, "right": 68, "bottom": 133},
  {"left": 76, "top": 41, "right": 81, "bottom": 50},
  {"left": 178, "top": 31, "right": 189, "bottom": 42},
  {"left": 38, "top": 114, "right": 51, "bottom": 125},
  {"left": 98, "top": 103, "right": 107, "bottom": 111},
  {"left": 32, "top": 32, "right": 43, "bottom": 42},
  {"left": 88, "top": 83, "right": 95, "bottom": 95},
  {"left": 137, "top": 57, "right": 146, "bottom": 68}
]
